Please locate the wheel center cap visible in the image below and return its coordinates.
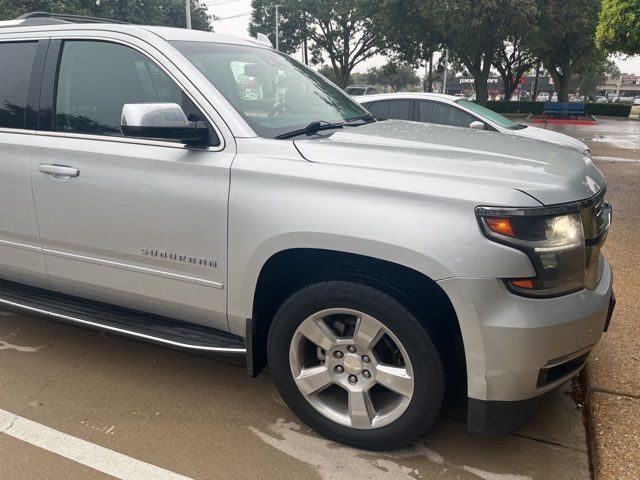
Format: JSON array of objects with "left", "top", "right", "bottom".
[{"left": 342, "top": 354, "right": 363, "bottom": 375}]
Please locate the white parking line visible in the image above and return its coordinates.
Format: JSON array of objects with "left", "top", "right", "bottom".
[{"left": 0, "top": 408, "right": 192, "bottom": 480}]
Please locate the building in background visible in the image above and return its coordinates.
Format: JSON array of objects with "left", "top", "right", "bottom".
[{"left": 598, "top": 75, "right": 640, "bottom": 97}]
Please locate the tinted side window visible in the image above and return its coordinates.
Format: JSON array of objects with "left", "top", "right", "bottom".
[
  {"left": 417, "top": 100, "right": 478, "bottom": 128},
  {"left": 0, "top": 42, "right": 38, "bottom": 129},
  {"left": 365, "top": 100, "right": 413, "bottom": 120},
  {"left": 55, "top": 41, "right": 205, "bottom": 137}
]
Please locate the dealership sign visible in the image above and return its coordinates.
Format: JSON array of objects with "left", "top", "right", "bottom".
[
  {"left": 622, "top": 76, "right": 640, "bottom": 85},
  {"left": 459, "top": 78, "right": 499, "bottom": 84}
]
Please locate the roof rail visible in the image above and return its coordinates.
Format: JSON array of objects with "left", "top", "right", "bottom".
[{"left": 13, "top": 11, "right": 129, "bottom": 25}]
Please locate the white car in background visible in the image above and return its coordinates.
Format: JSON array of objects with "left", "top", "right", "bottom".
[
  {"left": 355, "top": 93, "right": 589, "bottom": 155},
  {"left": 536, "top": 92, "right": 550, "bottom": 102}
]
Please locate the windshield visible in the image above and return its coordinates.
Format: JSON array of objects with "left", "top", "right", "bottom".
[
  {"left": 172, "top": 41, "right": 368, "bottom": 139},
  {"left": 455, "top": 99, "right": 524, "bottom": 130}
]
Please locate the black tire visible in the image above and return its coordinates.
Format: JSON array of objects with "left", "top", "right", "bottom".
[{"left": 267, "top": 280, "right": 444, "bottom": 450}]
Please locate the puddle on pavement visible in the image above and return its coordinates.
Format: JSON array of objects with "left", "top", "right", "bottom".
[{"left": 0, "top": 338, "right": 46, "bottom": 352}]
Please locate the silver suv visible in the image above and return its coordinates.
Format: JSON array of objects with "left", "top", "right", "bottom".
[{"left": 0, "top": 12, "right": 614, "bottom": 450}]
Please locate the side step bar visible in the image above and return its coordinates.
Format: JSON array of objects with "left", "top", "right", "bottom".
[{"left": 0, "top": 279, "right": 246, "bottom": 354}]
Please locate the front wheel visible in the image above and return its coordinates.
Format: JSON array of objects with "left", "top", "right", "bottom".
[{"left": 268, "top": 281, "right": 444, "bottom": 450}]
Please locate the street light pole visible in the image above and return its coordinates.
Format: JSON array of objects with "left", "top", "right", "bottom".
[
  {"left": 442, "top": 48, "right": 449, "bottom": 94},
  {"left": 185, "top": 0, "right": 192, "bottom": 29}
]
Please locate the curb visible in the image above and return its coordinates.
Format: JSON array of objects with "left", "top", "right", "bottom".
[{"left": 583, "top": 363, "right": 640, "bottom": 480}]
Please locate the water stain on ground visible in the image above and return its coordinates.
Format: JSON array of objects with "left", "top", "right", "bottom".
[{"left": 250, "top": 418, "right": 532, "bottom": 480}]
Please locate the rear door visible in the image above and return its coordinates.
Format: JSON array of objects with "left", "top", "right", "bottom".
[
  {"left": 362, "top": 99, "right": 415, "bottom": 121},
  {"left": 30, "top": 36, "right": 233, "bottom": 330},
  {"left": 0, "top": 39, "right": 47, "bottom": 282},
  {"left": 416, "top": 100, "right": 480, "bottom": 128}
]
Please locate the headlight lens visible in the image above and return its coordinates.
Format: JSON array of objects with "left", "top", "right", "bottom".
[{"left": 476, "top": 195, "right": 610, "bottom": 298}]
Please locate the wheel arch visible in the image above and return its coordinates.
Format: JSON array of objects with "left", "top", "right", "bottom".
[{"left": 247, "top": 248, "right": 466, "bottom": 397}]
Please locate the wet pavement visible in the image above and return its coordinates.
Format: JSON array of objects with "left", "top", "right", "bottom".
[
  {"left": 521, "top": 115, "right": 640, "bottom": 159},
  {"left": 0, "top": 312, "right": 590, "bottom": 480}
]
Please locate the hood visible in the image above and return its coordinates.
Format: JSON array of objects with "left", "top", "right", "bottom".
[
  {"left": 294, "top": 120, "right": 605, "bottom": 206},
  {"left": 513, "top": 125, "right": 589, "bottom": 154}
]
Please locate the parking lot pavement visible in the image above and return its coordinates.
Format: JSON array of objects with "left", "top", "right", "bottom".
[
  {"left": 523, "top": 115, "right": 640, "bottom": 159},
  {"left": 0, "top": 310, "right": 590, "bottom": 480}
]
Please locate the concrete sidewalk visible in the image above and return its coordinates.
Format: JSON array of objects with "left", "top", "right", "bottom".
[
  {"left": 537, "top": 118, "right": 640, "bottom": 479},
  {"left": 585, "top": 160, "right": 640, "bottom": 480}
]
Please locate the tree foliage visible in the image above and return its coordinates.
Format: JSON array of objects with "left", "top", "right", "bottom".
[
  {"left": 249, "top": 0, "right": 304, "bottom": 54},
  {"left": 597, "top": 0, "right": 640, "bottom": 55},
  {"left": 0, "top": 0, "right": 213, "bottom": 30},
  {"left": 376, "top": 0, "right": 440, "bottom": 69},
  {"left": 575, "top": 53, "right": 621, "bottom": 98},
  {"left": 492, "top": 39, "right": 535, "bottom": 101},
  {"left": 491, "top": 4, "right": 538, "bottom": 102},
  {"left": 249, "top": 0, "right": 384, "bottom": 88},
  {"left": 362, "top": 62, "right": 420, "bottom": 91},
  {"left": 529, "top": 0, "right": 602, "bottom": 102},
  {"left": 381, "top": 0, "right": 537, "bottom": 105}
]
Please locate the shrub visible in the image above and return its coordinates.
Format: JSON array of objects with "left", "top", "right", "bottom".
[
  {"left": 584, "top": 103, "right": 632, "bottom": 117},
  {"left": 484, "top": 101, "right": 632, "bottom": 117},
  {"left": 485, "top": 101, "right": 544, "bottom": 114}
]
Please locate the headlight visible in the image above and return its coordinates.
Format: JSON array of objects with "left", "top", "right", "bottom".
[{"left": 476, "top": 194, "right": 611, "bottom": 298}]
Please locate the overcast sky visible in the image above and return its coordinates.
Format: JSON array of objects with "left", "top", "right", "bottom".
[{"left": 205, "top": 0, "right": 640, "bottom": 75}]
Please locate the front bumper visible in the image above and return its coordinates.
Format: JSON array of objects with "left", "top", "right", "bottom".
[{"left": 438, "top": 256, "right": 613, "bottom": 434}]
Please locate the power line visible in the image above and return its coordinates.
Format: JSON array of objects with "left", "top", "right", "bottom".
[
  {"left": 202, "top": 0, "right": 243, "bottom": 6},
  {"left": 212, "top": 12, "right": 252, "bottom": 21}
]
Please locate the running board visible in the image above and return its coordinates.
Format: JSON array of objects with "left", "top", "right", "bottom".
[{"left": 0, "top": 279, "right": 246, "bottom": 354}]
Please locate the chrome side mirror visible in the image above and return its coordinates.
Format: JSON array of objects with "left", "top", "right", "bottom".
[
  {"left": 469, "top": 120, "right": 485, "bottom": 130},
  {"left": 121, "top": 103, "right": 210, "bottom": 145}
]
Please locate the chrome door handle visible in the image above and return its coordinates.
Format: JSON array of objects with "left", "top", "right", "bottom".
[{"left": 38, "top": 164, "right": 80, "bottom": 179}]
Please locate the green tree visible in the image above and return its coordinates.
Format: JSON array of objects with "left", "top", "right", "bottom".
[
  {"left": 309, "top": 0, "right": 386, "bottom": 88},
  {"left": 377, "top": 0, "right": 440, "bottom": 91},
  {"left": 249, "top": 0, "right": 384, "bottom": 88},
  {"left": 249, "top": 0, "right": 305, "bottom": 54},
  {"left": 363, "top": 62, "right": 420, "bottom": 91},
  {"left": 381, "top": 0, "right": 537, "bottom": 105},
  {"left": 317, "top": 64, "right": 339, "bottom": 84},
  {"left": 597, "top": 0, "right": 640, "bottom": 54},
  {"left": 529, "top": 0, "right": 602, "bottom": 102},
  {"left": 493, "top": 39, "right": 535, "bottom": 101},
  {"left": 0, "top": 0, "right": 213, "bottom": 30},
  {"left": 576, "top": 54, "right": 621, "bottom": 99},
  {"left": 492, "top": 2, "right": 539, "bottom": 103}
]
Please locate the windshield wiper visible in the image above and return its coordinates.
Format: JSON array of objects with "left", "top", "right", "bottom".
[{"left": 275, "top": 121, "right": 344, "bottom": 140}]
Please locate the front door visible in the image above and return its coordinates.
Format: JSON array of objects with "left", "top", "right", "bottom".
[{"left": 30, "top": 39, "right": 232, "bottom": 330}]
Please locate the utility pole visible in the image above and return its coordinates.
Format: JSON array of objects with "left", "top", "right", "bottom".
[
  {"left": 185, "top": 0, "right": 192, "bottom": 29},
  {"left": 427, "top": 52, "right": 433, "bottom": 93},
  {"left": 274, "top": 4, "right": 282, "bottom": 51},
  {"left": 442, "top": 48, "right": 449, "bottom": 94},
  {"left": 302, "top": 11, "right": 308, "bottom": 65}
]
